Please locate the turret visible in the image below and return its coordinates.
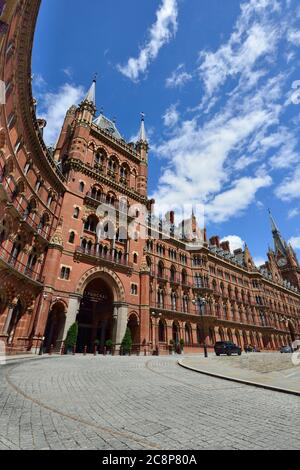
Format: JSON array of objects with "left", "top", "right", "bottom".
[
  {"left": 269, "top": 209, "right": 288, "bottom": 258},
  {"left": 76, "top": 78, "right": 97, "bottom": 126},
  {"left": 136, "top": 113, "right": 149, "bottom": 162},
  {"left": 136, "top": 113, "right": 149, "bottom": 197}
]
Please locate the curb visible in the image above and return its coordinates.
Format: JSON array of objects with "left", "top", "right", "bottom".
[
  {"left": 1, "top": 354, "right": 60, "bottom": 367},
  {"left": 178, "top": 360, "right": 300, "bottom": 397}
]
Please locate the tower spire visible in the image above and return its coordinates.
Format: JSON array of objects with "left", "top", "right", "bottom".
[
  {"left": 77, "top": 76, "right": 97, "bottom": 125},
  {"left": 84, "top": 76, "right": 96, "bottom": 107},
  {"left": 268, "top": 209, "right": 287, "bottom": 256},
  {"left": 138, "top": 112, "right": 148, "bottom": 143}
]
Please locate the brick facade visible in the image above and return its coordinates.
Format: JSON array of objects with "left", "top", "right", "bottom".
[{"left": 0, "top": 0, "right": 299, "bottom": 355}]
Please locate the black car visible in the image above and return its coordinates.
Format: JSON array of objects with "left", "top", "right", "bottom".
[
  {"left": 214, "top": 341, "right": 242, "bottom": 356},
  {"left": 279, "top": 345, "right": 292, "bottom": 353}
]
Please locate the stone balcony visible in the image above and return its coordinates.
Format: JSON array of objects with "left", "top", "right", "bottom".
[
  {"left": 74, "top": 246, "right": 133, "bottom": 274},
  {"left": 0, "top": 245, "right": 44, "bottom": 285}
]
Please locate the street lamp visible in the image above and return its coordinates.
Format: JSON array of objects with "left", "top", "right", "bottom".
[{"left": 193, "top": 297, "right": 208, "bottom": 358}]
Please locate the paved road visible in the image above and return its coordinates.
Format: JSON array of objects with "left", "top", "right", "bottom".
[{"left": 0, "top": 356, "right": 299, "bottom": 450}]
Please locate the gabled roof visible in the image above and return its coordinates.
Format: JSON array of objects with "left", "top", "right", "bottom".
[{"left": 93, "top": 114, "right": 123, "bottom": 140}]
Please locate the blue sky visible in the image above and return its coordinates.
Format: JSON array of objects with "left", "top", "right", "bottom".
[{"left": 32, "top": 0, "right": 300, "bottom": 265}]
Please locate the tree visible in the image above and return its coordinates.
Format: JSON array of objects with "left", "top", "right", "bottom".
[
  {"left": 121, "top": 328, "right": 132, "bottom": 354},
  {"left": 64, "top": 322, "right": 78, "bottom": 351}
]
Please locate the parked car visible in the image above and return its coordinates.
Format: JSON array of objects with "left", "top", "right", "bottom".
[
  {"left": 280, "top": 345, "right": 292, "bottom": 353},
  {"left": 214, "top": 341, "right": 242, "bottom": 356}
]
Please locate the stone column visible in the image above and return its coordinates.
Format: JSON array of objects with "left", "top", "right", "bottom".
[
  {"left": 112, "top": 302, "right": 128, "bottom": 353},
  {"left": 62, "top": 295, "right": 82, "bottom": 341},
  {"left": 2, "top": 303, "right": 16, "bottom": 335}
]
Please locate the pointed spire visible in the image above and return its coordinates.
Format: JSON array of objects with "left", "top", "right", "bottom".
[
  {"left": 268, "top": 208, "right": 280, "bottom": 234},
  {"left": 268, "top": 209, "right": 287, "bottom": 256},
  {"left": 84, "top": 76, "right": 96, "bottom": 107},
  {"left": 138, "top": 112, "right": 148, "bottom": 143}
]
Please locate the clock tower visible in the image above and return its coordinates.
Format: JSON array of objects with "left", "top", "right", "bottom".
[{"left": 269, "top": 210, "right": 300, "bottom": 288}]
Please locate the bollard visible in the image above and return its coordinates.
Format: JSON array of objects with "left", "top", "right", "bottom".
[
  {"left": 144, "top": 348, "right": 147, "bottom": 356},
  {"left": 49, "top": 344, "right": 54, "bottom": 356},
  {"left": 61, "top": 344, "right": 65, "bottom": 356},
  {"left": 94, "top": 344, "right": 97, "bottom": 356},
  {"left": 103, "top": 346, "right": 107, "bottom": 356},
  {"left": 72, "top": 346, "right": 76, "bottom": 355},
  {"left": 83, "top": 345, "right": 87, "bottom": 356}
]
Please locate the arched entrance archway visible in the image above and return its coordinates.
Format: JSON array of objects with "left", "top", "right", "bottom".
[
  {"left": 76, "top": 278, "right": 114, "bottom": 353},
  {"left": 128, "top": 313, "right": 140, "bottom": 345},
  {"left": 172, "top": 321, "right": 180, "bottom": 344},
  {"left": 219, "top": 327, "right": 225, "bottom": 342},
  {"left": 288, "top": 321, "right": 296, "bottom": 342},
  {"left": 158, "top": 319, "right": 166, "bottom": 343},
  {"left": 44, "top": 302, "right": 66, "bottom": 353},
  {"left": 185, "top": 323, "right": 192, "bottom": 346}
]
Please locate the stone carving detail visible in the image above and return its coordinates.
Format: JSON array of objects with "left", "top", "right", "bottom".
[{"left": 50, "top": 218, "right": 64, "bottom": 247}]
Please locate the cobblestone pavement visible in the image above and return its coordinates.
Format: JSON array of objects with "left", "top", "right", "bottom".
[
  {"left": 180, "top": 353, "right": 300, "bottom": 393},
  {"left": 0, "top": 355, "right": 299, "bottom": 450}
]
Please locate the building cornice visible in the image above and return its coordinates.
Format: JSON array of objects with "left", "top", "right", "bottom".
[{"left": 12, "top": 0, "right": 66, "bottom": 193}]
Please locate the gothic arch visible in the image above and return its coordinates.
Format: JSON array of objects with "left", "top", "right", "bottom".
[
  {"left": 76, "top": 266, "right": 125, "bottom": 302},
  {"left": 128, "top": 310, "right": 140, "bottom": 324},
  {"left": 50, "top": 298, "right": 68, "bottom": 313}
]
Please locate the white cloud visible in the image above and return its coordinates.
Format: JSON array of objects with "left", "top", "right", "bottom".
[
  {"left": 151, "top": 81, "right": 277, "bottom": 218},
  {"left": 150, "top": 0, "right": 300, "bottom": 225},
  {"left": 269, "top": 137, "right": 300, "bottom": 169},
  {"left": 253, "top": 256, "right": 266, "bottom": 267},
  {"left": 288, "top": 236, "right": 300, "bottom": 250},
  {"left": 287, "top": 29, "right": 300, "bottom": 46},
  {"left": 206, "top": 173, "right": 272, "bottom": 223},
  {"left": 220, "top": 235, "right": 244, "bottom": 252},
  {"left": 275, "top": 166, "right": 300, "bottom": 201},
  {"left": 166, "top": 64, "right": 192, "bottom": 88},
  {"left": 163, "top": 104, "right": 179, "bottom": 127},
  {"left": 117, "top": 0, "right": 178, "bottom": 81},
  {"left": 288, "top": 208, "right": 300, "bottom": 219},
  {"left": 62, "top": 67, "right": 73, "bottom": 79},
  {"left": 33, "top": 73, "right": 46, "bottom": 89},
  {"left": 198, "top": 0, "right": 281, "bottom": 105},
  {"left": 38, "top": 83, "right": 85, "bottom": 145}
]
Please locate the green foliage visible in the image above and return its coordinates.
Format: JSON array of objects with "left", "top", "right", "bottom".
[
  {"left": 105, "top": 339, "right": 113, "bottom": 349},
  {"left": 121, "top": 328, "right": 132, "bottom": 353},
  {"left": 64, "top": 322, "right": 78, "bottom": 350}
]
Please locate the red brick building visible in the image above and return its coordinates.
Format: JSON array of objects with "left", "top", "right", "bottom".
[{"left": 0, "top": 0, "right": 299, "bottom": 355}]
